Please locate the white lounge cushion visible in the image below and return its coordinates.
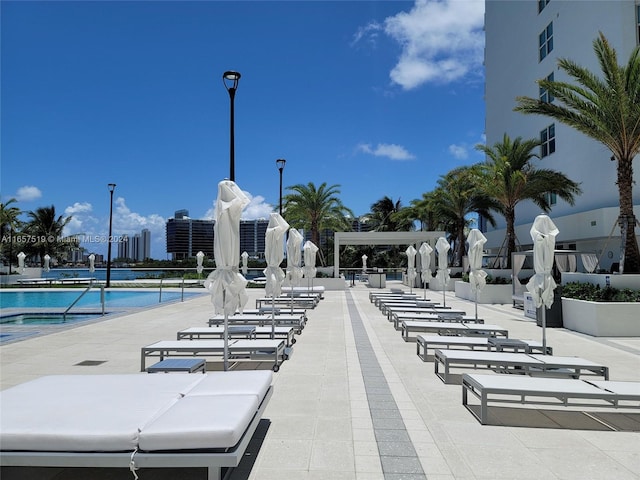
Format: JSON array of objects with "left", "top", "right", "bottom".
[
  {"left": 138, "top": 395, "right": 258, "bottom": 451},
  {"left": 184, "top": 370, "right": 272, "bottom": 400},
  {"left": 0, "top": 374, "right": 203, "bottom": 452}
]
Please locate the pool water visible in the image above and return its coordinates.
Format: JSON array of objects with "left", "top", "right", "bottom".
[
  {"left": 0, "top": 290, "right": 203, "bottom": 309},
  {"left": 0, "top": 312, "right": 107, "bottom": 325}
]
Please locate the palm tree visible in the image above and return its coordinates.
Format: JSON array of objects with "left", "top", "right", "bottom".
[
  {"left": 369, "top": 196, "right": 414, "bottom": 232},
  {"left": 476, "top": 134, "right": 582, "bottom": 268},
  {"left": 514, "top": 32, "right": 640, "bottom": 273},
  {"left": 0, "top": 198, "right": 22, "bottom": 272},
  {"left": 24, "top": 205, "right": 72, "bottom": 266},
  {"left": 282, "top": 182, "right": 354, "bottom": 266},
  {"left": 430, "top": 166, "right": 498, "bottom": 266}
]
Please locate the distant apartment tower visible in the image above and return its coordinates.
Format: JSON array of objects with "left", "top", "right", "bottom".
[
  {"left": 117, "top": 234, "right": 130, "bottom": 260},
  {"left": 239, "top": 219, "right": 269, "bottom": 259},
  {"left": 483, "top": 0, "right": 640, "bottom": 270},
  {"left": 166, "top": 210, "right": 214, "bottom": 261}
]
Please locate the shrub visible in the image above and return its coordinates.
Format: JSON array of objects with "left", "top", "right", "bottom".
[{"left": 562, "top": 282, "right": 640, "bottom": 302}]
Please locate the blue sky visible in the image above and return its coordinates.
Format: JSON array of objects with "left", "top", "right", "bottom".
[{"left": 2, "top": 0, "right": 486, "bottom": 259}]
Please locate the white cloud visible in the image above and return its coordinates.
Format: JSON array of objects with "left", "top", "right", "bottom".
[
  {"left": 15, "top": 185, "right": 42, "bottom": 202},
  {"left": 351, "top": 22, "right": 383, "bottom": 48},
  {"left": 358, "top": 143, "right": 416, "bottom": 161},
  {"left": 448, "top": 144, "right": 469, "bottom": 160},
  {"left": 356, "top": 0, "right": 485, "bottom": 90}
]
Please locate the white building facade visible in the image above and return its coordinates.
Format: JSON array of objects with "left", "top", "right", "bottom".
[{"left": 483, "top": 0, "right": 640, "bottom": 270}]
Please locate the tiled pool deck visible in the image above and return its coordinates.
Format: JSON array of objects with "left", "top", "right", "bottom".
[{"left": 1, "top": 281, "right": 639, "bottom": 479}]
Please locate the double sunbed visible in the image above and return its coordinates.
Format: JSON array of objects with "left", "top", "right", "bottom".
[{"left": 0, "top": 371, "right": 273, "bottom": 480}]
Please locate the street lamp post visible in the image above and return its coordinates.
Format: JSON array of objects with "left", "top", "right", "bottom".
[
  {"left": 106, "top": 183, "right": 116, "bottom": 288},
  {"left": 223, "top": 71, "right": 241, "bottom": 182},
  {"left": 276, "top": 158, "right": 286, "bottom": 216}
]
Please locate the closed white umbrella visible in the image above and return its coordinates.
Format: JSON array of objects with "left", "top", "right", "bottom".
[
  {"left": 467, "top": 229, "right": 488, "bottom": 319},
  {"left": 286, "top": 228, "right": 304, "bottom": 313},
  {"left": 17, "top": 252, "right": 25, "bottom": 274},
  {"left": 405, "top": 245, "right": 417, "bottom": 294},
  {"left": 435, "top": 237, "right": 450, "bottom": 307},
  {"left": 418, "top": 242, "right": 433, "bottom": 299},
  {"left": 362, "top": 254, "right": 368, "bottom": 273},
  {"left": 264, "top": 213, "right": 290, "bottom": 337},
  {"left": 43, "top": 254, "right": 51, "bottom": 272},
  {"left": 526, "top": 214, "right": 559, "bottom": 354},
  {"left": 88, "top": 254, "right": 95, "bottom": 273},
  {"left": 204, "top": 180, "right": 250, "bottom": 370},
  {"left": 196, "top": 251, "right": 205, "bottom": 276},
  {"left": 241, "top": 251, "right": 249, "bottom": 276},
  {"left": 303, "top": 241, "right": 319, "bottom": 293}
]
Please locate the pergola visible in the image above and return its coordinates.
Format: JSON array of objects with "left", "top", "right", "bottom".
[{"left": 333, "top": 231, "right": 446, "bottom": 277}]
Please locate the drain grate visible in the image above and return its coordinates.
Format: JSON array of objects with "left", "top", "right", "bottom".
[{"left": 75, "top": 360, "right": 107, "bottom": 366}]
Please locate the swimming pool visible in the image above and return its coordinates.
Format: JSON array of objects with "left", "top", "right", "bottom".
[
  {"left": 0, "top": 312, "right": 107, "bottom": 325},
  {"left": 0, "top": 290, "right": 204, "bottom": 309}
]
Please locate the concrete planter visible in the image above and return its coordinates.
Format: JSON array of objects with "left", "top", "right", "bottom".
[
  {"left": 561, "top": 297, "right": 640, "bottom": 336},
  {"left": 454, "top": 281, "right": 513, "bottom": 304}
]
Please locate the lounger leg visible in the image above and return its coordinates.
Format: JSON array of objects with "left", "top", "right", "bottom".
[{"left": 207, "top": 466, "right": 222, "bottom": 480}]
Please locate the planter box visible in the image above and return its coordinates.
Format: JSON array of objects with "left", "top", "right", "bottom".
[
  {"left": 562, "top": 297, "right": 640, "bottom": 336},
  {"left": 454, "top": 281, "right": 513, "bottom": 304}
]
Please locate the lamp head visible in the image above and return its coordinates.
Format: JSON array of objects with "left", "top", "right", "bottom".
[
  {"left": 276, "top": 158, "right": 286, "bottom": 172},
  {"left": 223, "top": 71, "right": 241, "bottom": 91},
  {"left": 108, "top": 183, "right": 116, "bottom": 192}
]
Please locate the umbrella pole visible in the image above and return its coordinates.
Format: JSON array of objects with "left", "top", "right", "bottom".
[
  {"left": 223, "top": 290, "right": 229, "bottom": 371},
  {"left": 475, "top": 289, "right": 478, "bottom": 320},
  {"left": 271, "top": 294, "right": 275, "bottom": 339},
  {"left": 442, "top": 280, "right": 446, "bottom": 308},
  {"left": 541, "top": 288, "right": 547, "bottom": 355}
]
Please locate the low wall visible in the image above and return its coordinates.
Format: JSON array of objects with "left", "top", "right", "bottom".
[{"left": 562, "top": 272, "right": 640, "bottom": 290}]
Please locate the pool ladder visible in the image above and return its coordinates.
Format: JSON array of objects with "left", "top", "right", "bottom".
[{"left": 63, "top": 280, "right": 105, "bottom": 321}]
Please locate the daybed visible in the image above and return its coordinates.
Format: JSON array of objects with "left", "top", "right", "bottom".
[
  {"left": 385, "top": 305, "right": 466, "bottom": 321},
  {"left": 141, "top": 339, "right": 287, "bottom": 372},
  {"left": 400, "top": 321, "right": 508, "bottom": 341},
  {"left": 416, "top": 335, "right": 551, "bottom": 360},
  {"left": 208, "top": 314, "right": 305, "bottom": 334},
  {"left": 178, "top": 325, "right": 296, "bottom": 347},
  {"left": 0, "top": 371, "right": 273, "bottom": 480},
  {"left": 435, "top": 350, "right": 609, "bottom": 384},
  {"left": 392, "top": 312, "right": 483, "bottom": 330},
  {"left": 462, "top": 373, "right": 639, "bottom": 425}
]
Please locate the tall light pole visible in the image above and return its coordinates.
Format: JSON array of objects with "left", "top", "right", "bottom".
[
  {"left": 106, "top": 183, "right": 116, "bottom": 288},
  {"left": 223, "top": 71, "right": 241, "bottom": 182},
  {"left": 276, "top": 158, "right": 286, "bottom": 216}
]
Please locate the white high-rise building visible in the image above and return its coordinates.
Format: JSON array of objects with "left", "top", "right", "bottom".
[{"left": 483, "top": 0, "right": 640, "bottom": 270}]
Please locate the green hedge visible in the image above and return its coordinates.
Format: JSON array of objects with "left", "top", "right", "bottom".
[{"left": 562, "top": 282, "right": 640, "bottom": 302}]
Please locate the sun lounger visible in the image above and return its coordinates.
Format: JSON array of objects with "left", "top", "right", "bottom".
[
  {"left": 416, "top": 335, "right": 551, "bottom": 360},
  {"left": 392, "top": 312, "right": 483, "bottom": 330},
  {"left": 141, "top": 339, "right": 287, "bottom": 372},
  {"left": 368, "top": 292, "right": 418, "bottom": 303},
  {"left": 376, "top": 298, "right": 440, "bottom": 311},
  {"left": 178, "top": 326, "right": 296, "bottom": 347},
  {"left": 0, "top": 371, "right": 273, "bottom": 480},
  {"left": 462, "top": 373, "right": 640, "bottom": 425},
  {"left": 434, "top": 349, "right": 609, "bottom": 384},
  {"left": 400, "top": 321, "right": 508, "bottom": 341},
  {"left": 255, "top": 296, "right": 317, "bottom": 309},
  {"left": 281, "top": 285, "right": 325, "bottom": 298},
  {"left": 209, "top": 314, "right": 305, "bottom": 333},
  {"left": 385, "top": 305, "right": 466, "bottom": 321},
  {"left": 242, "top": 307, "right": 308, "bottom": 319}
]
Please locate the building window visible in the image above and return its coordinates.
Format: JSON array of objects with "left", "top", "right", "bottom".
[
  {"left": 538, "top": 0, "right": 550, "bottom": 14},
  {"left": 539, "top": 72, "right": 555, "bottom": 102},
  {"left": 539, "top": 22, "right": 553, "bottom": 61},
  {"left": 545, "top": 192, "right": 557, "bottom": 206},
  {"left": 541, "top": 124, "right": 556, "bottom": 157}
]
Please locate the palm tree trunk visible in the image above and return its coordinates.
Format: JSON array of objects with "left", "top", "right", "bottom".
[
  {"left": 617, "top": 159, "right": 640, "bottom": 273},
  {"left": 505, "top": 208, "right": 516, "bottom": 270}
]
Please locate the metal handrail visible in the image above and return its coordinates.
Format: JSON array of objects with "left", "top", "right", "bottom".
[
  {"left": 63, "top": 280, "right": 105, "bottom": 321},
  {"left": 159, "top": 277, "right": 186, "bottom": 303}
]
